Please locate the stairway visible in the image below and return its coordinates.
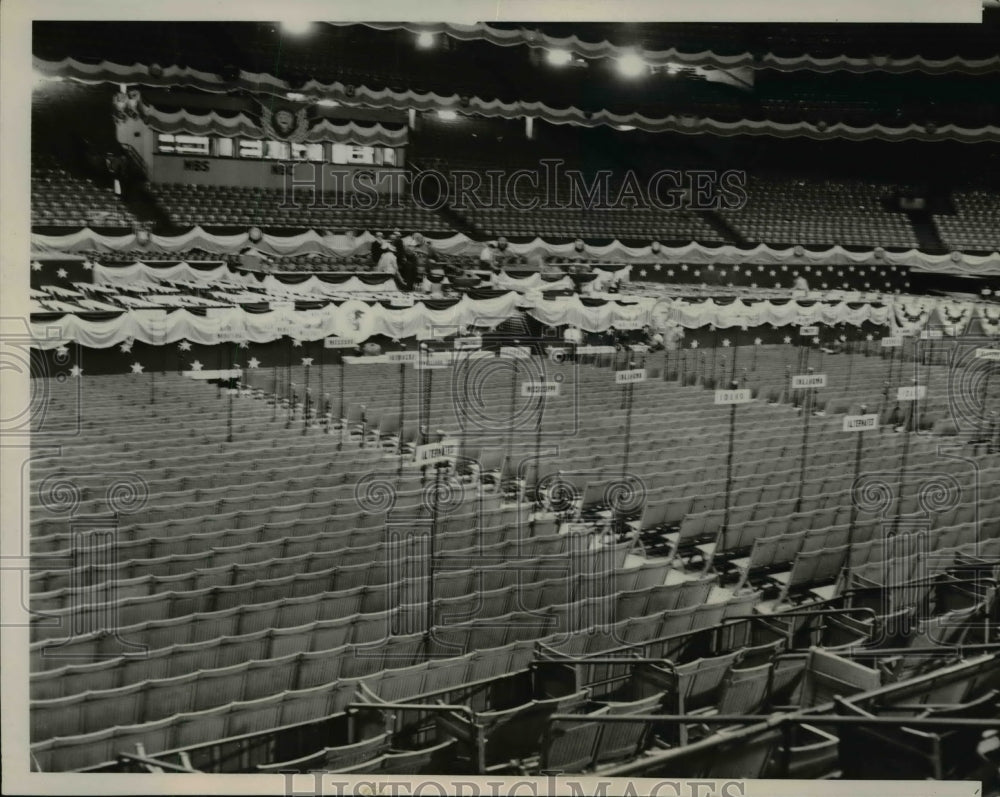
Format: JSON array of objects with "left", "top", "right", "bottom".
[{"left": 906, "top": 210, "right": 948, "bottom": 254}]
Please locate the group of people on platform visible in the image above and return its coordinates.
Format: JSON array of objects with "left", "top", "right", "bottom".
[{"left": 371, "top": 229, "right": 434, "bottom": 291}]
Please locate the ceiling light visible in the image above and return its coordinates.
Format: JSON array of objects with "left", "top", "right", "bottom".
[
  {"left": 281, "top": 20, "right": 314, "bottom": 36},
  {"left": 616, "top": 53, "right": 647, "bottom": 78},
  {"left": 316, "top": 98, "right": 339, "bottom": 107},
  {"left": 417, "top": 31, "right": 435, "bottom": 48},
  {"left": 546, "top": 49, "right": 573, "bottom": 66},
  {"left": 436, "top": 110, "right": 458, "bottom": 121}
]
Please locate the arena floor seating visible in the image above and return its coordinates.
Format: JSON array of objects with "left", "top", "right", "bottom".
[{"left": 27, "top": 339, "right": 1000, "bottom": 774}]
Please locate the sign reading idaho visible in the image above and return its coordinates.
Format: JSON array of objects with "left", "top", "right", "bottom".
[
  {"left": 792, "top": 373, "right": 827, "bottom": 389},
  {"left": 714, "top": 389, "right": 752, "bottom": 404}
]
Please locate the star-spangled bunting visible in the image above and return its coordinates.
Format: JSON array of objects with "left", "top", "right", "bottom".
[
  {"left": 292, "top": 339, "right": 303, "bottom": 347},
  {"left": 866, "top": 334, "right": 874, "bottom": 341},
  {"left": 653, "top": 264, "right": 661, "bottom": 272},
  {"left": 248, "top": 357, "right": 260, "bottom": 369},
  {"left": 56, "top": 268, "right": 68, "bottom": 279},
  {"left": 82, "top": 261, "right": 93, "bottom": 271},
  {"left": 119, "top": 340, "right": 133, "bottom": 353},
  {"left": 178, "top": 340, "right": 192, "bottom": 351},
  {"left": 754, "top": 338, "right": 763, "bottom": 346},
  {"left": 55, "top": 345, "right": 68, "bottom": 357},
  {"left": 31, "top": 262, "right": 42, "bottom": 272},
  {"left": 190, "top": 360, "right": 203, "bottom": 372},
  {"left": 690, "top": 340, "right": 699, "bottom": 349},
  {"left": 639, "top": 269, "right": 648, "bottom": 278},
  {"left": 667, "top": 269, "right": 675, "bottom": 277},
  {"left": 130, "top": 362, "right": 144, "bottom": 374},
  {"left": 239, "top": 341, "right": 249, "bottom": 349},
  {"left": 722, "top": 339, "right": 731, "bottom": 347},
  {"left": 783, "top": 336, "right": 792, "bottom": 344},
  {"left": 301, "top": 358, "right": 314, "bottom": 366},
  {"left": 69, "top": 365, "right": 83, "bottom": 377}
]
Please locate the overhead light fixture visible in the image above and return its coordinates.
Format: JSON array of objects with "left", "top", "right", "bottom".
[
  {"left": 546, "top": 49, "right": 573, "bottom": 66},
  {"left": 666, "top": 63, "right": 683, "bottom": 75},
  {"left": 436, "top": 109, "right": 458, "bottom": 121},
  {"left": 33, "top": 70, "right": 62, "bottom": 88},
  {"left": 285, "top": 91, "right": 306, "bottom": 101},
  {"left": 417, "top": 31, "right": 435, "bottom": 48},
  {"left": 616, "top": 53, "right": 647, "bottom": 78},
  {"left": 316, "top": 98, "right": 339, "bottom": 107},
  {"left": 615, "top": 125, "right": 637, "bottom": 131},
  {"left": 281, "top": 20, "right": 314, "bottom": 36}
]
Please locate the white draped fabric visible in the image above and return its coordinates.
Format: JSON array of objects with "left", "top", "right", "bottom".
[
  {"left": 525, "top": 295, "right": 895, "bottom": 331},
  {"left": 31, "top": 291, "right": 1000, "bottom": 349},
  {"left": 30, "top": 292, "right": 524, "bottom": 350},
  {"left": 32, "top": 229, "right": 1000, "bottom": 274}
]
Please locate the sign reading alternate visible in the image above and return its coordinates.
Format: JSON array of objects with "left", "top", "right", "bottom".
[
  {"left": 792, "top": 373, "right": 828, "bottom": 389},
  {"left": 324, "top": 337, "right": 355, "bottom": 348},
  {"left": 522, "top": 381, "right": 561, "bottom": 398},
  {"left": 714, "top": 388, "right": 752, "bottom": 404},
  {"left": 843, "top": 414, "right": 879, "bottom": 432},
  {"left": 897, "top": 385, "right": 927, "bottom": 401},
  {"left": 615, "top": 369, "right": 647, "bottom": 385},
  {"left": 975, "top": 348, "right": 1000, "bottom": 361},
  {"left": 387, "top": 351, "right": 418, "bottom": 364},
  {"left": 414, "top": 439, "right": 459, "bottom": 465}
]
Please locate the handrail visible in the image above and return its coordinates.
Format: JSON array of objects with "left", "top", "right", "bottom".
[
  {"left": 547, "top": 712, "right": 1000, "bottom": 729},
  {"left": 120, "top": 143, "right": 148, "bottom": 180},
  {"left": 346, "top": 701, "right": 475, "bottom": 718},
  {"left": 535, "top": 605, "right": 880, "bottom": 663},
  {"left": 116, "top": 752, "right": 199, "bottom": 773}
]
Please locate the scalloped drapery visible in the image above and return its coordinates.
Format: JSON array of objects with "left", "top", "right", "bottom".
[
  {"left": 31, "top": 228, "right": 1000, "bottom": 275},
  {"left": 141, "top": 104, "right": 408, "bottom": 146},
  {"left": 35, "top": 57, "right": 1000, "bottom": 143},
  {"left": 327, "top": 21, "right": 1000, "bottom": 76}
]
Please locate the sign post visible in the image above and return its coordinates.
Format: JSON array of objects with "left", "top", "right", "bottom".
[
  {"left": 794, "top": 369, "right": 825, "bottom": 512},
  {"left": 285, "top": 337, "right": 293, "bottom": 430},
  {"left": 615, "top": 366, "right": 646, "bottom": 535},
  {"left": 976, "top": 348, "right": 998, "bottom": 443},
  {"left": 894, "top": 382, "right": 925, "bottom": 532},
  {"left": 508, "top": 340, "right": 519, "bottom": 472},
  {"left": 398, "top": 346, "right": 408, "bottom": 460},
  {"left": 324, "top": 337, "right": 355, "bottom": 434},
  {"left": 715, "top": 384, "right": 752, "bottom": 537},
  {"left": 426, "top": 460, "right": 448, "bottom": 639},
  {"left": 302, "top": 355, "right": 311, "bottom": 435},
  {"left": 843, "top": 406, "right": 877, "bottom": 546},
  {"left": 271, "top": 364, "right": 278, "bottom": 423},
  {"left": 227, "top": 344, "right": 235, "bottom": 443}
]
